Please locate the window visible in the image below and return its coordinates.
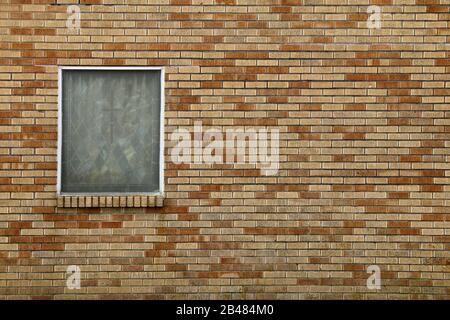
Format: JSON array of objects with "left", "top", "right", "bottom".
[{"left": 57, "top": 67, "right": 164, "bottom": 196}]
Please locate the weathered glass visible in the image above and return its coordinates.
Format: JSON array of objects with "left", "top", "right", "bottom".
[{"left": 61, "top": 69, "right": 161, "bottom": 193}]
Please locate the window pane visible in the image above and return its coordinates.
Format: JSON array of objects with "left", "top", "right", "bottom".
[{"left": 61, "top": 69, "right": 161, "bottom": 193}]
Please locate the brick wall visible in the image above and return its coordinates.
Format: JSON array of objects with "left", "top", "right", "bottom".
[{"left": 0, "top": 0, "right": 449, "bottom": 299}]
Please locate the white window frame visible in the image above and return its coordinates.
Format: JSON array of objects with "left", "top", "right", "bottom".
[{"left": 57, "top": 66, "right": 165, "bottom": 196}]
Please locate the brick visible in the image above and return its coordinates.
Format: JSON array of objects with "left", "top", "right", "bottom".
[{"left": 0, "top": 0, "right": 448, "bottom": 301}]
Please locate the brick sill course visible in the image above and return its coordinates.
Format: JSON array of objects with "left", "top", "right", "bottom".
[{"left": 57, "top": 195, "right": 164, "bottom": 208}]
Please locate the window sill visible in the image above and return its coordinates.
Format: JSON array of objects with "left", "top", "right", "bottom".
[{"left": 57, "top": 195, "right": 164, "bottom": 208}]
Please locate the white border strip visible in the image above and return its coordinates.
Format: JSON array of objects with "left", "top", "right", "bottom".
[{"left": 57, "top": 66, "right": 165, "bottom": 196}]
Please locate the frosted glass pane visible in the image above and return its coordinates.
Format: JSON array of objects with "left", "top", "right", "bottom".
[{"left": 61, "top": 69, "right": 161, "bottom": 193}]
